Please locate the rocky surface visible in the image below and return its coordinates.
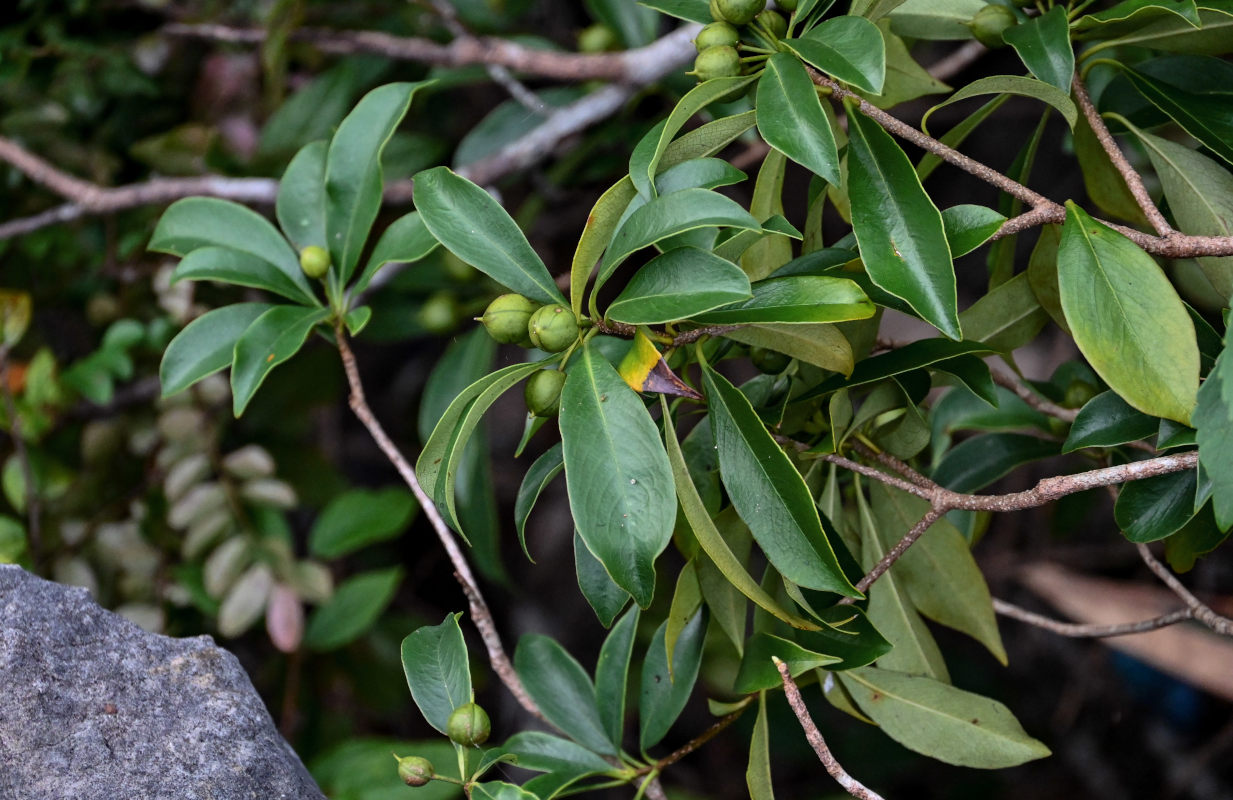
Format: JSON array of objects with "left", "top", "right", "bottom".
[{"left": 0, "top": 565, "right": 326, "bottom": 800}]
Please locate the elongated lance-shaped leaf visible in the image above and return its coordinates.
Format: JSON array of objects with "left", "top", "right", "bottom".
[
  {"left": 160, "top": 303, "right": 273, "bottom": 397},
  {"left": 747, "top": 692, "right": 775, "bottom": 800},
  {"left": 276, "top": 140, "right": 328, "bottom": 252},
  {"left": 692, "top": 276, "right": 875, "bottom": 325},
  {"left": 560, "top": 343, "right": 675, "bottom": 608},
  {"left": 514, "top": 443, "right": 564, "bottom": 561},
  {"left": 639, "top": 609, "right": 707, "bottom": 750},
  {"left": 1121, "top": 68, "right": 1233, "bottom": 166},
  {"left": 756, "top": 53, "right": 841, "bottom": 185},
  {"left": 400, "top": 613, "right": 472, "bottom": 735},
  {"left": 325, "top": 82, "right": 426, "bottom": 284},
  {"left": 594, "top": 605, "right": 639, "bottom": 747},
  {"left": 230, "top": 305, "right": 331, "bottom": 417},
  {"left": 575, "top": 530, "right": 632, "bottom": 627},
  {"left": 846, "top": 106, "right": 960, "bottom": 339},
  {"left": 1058, "top": 202, "right": 1199, "bottom": 424},
  {"left": 921, "top": 75, "right": 1076, "bottom": 132},
  {"left": 515, "top": 634, "right": 617, "bottom": 756},
  {"left": 1003, "top": 7, "right": 1074, "bottom": 92},
  {"left": 607, "top": 247, "right": 752, "bottom": 325},
  {"left": 414, "top": 166, "right": 566, "bottom": 305},
  {"left": 172, "top": 247, "right": 317, "bottom": 305},
  {"left": 701, "top": 361, "right": 860, "bottom": 597},
  {"left": 352, "top": 211, "right": 439, "bottom": 294}
]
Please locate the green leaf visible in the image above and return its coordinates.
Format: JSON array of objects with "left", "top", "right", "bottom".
[
  {"left": 859, "top": 22, "right": 951, "bottom": 110},
  {"left": 471, "top": 782, "right": 540, "bottom": 800},
  {"left": 932, "top": 433, "right": 1059, "bottom": 493},
  {"left": 746, "top": 693, "right": 774, "bottom": 800},
  {"left": 741, "top": 150, "right": 795, "bottom": 281},
  {"left": 722, "top": 323, "right": 856, "bottom": 376},
  {"left": 171, "top": 246, "right": 318, "bottom": 306},
  {"left": 353, "top": 211, "right": 439, "bottom": 294},
  {"left": 922, "top": 75, "right": 1077, "bottom": 137},
  {"left": 606, "top": 247, "right": 752, "bottom": 324},
  {"left": 325, "top": 82, "right": 425, "bottom": 283},
  {"left": 304, "top": 566, "right": 403, "bottom": 651},
  {"left": 575, "top": 530, "right": 632, "bottom": 627},
  {"left": 276, "top": 140, "right": 328, "bottom": 252},
  {"left": 501, "top": 731, "right": 615, "bottom": 776},
  {"left": 803, "top": 339, "right": 993, "bottom": 400},
  {"left": 1091, "top": 5, "right": 1233, "bottom": 54},
  {"left": 887, "top": 0, "right": 987, "bottom": 39},
  {"left": 150, "top": 197, "right": 317, "bottom": 304},
  {"left": 310, "top": 738, "right": 463, "bottom": 800},
  {"left": 572, "top": 178, "right": 638, "bottom": 315},
  {"left": 595, "top": 606, "right": 639, "bottom": 747},
  {"left": 1165, "top": 504, "right": 1229, "bottom": 570},
  {"left": 665, "top": 561, "right": 704, "bottom": 676},
  {"left": 1057, "top": 202, "right": 1200, "bottom": 424},
  {"left": 637, "top": 0, "right": 711, "bottom": 23},
  {"left": 692, "top": 276, "right": 875, "bottom": 325},
  {"left": 1194, "top": 332, "right": 1233, "bottom": 531},
  {"left": 515, "top": 444, "right": 565, "bottom": 561},
  {"left": 561, "top": 345, "right": 675, "bottom": 608},
  {"left": 1072, "top": 111, "right": 1150, "bottom": 229},
  {"left": 870, "top": 482, "right": 1006, "bottom": 664},
  {"left": 588, "top": 0, "right": 657, "bottom": 46},
  {"left": 794, "top": 606, "right": 894, "bottom": 670},
  {"left": 663, "top": 405, "right": 822, "bottom": 630},
  {"left": 1002, "top": 7, "right": 1074, "bottom": 92},
  {"left": 230, "top": 305, "right": 331, "bottom": 417},
  {"left": 639, "top": 609, "right": 706, "bottom": 750},
  {"left": 941, "top": 205, "right": 1007, "bottom": 257},
  {"left": 400, "top": 613, "right": 473, "bottom": 735},
  {"left": 702, "top": 362, "right": 859, "bottom": 596},
  {"left": 733, "top": 633, "right": 841, "bottom": 693},
  {"left": 654, "top": 158, "right": 748, "bottom": 195},
  {"left": 598, "top": 189, "right": 761, "bottom": 289},
  {"left": 1116, "top": 469, "right": 1199, "bottom": 542},
  {"left": 0, "top": 515, "right": 26, "bottom": 564},
  {"left": 846, "top": 109, "right": 960, "bottom": 339},
  {"left": 516, "top": 634, "right": 617, "bottom": 756},
  {"left": 1062, "top": 390, "right": 1158, "bottom": 452},
  {"left": 784, "top": 16, "right": 887, "bottom": 94},
  {"left": 958, "top": 272, "right": 1048, "bottom": 353},
  {"left": 756, "top": 53, "right": 841, "bottom": 186},
  {"left": 1121, "top": 68, "right": 1233, "bottom": 166},
  {"left": 918, "top": 95, "right": 1008, "bottom": 181},
  {"left": 160, "top": 303, "right": 273, "bottom": 397},
  {"left": 414, "top": 167, "right": 565, "bottom": 305},
  {"left": 1072, "top": 0, "right": 1200, "bottom": 39},
  {"left": 308, "top": 488, "right": 417, "bottom": 558},
  {"left": 1129, "top": 124, "right": 1233, "bottom": 303},
  {"left": 839, "top": 666, "right": 1052, "bottom": 768}
]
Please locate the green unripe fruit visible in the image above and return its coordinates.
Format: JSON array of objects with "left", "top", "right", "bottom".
[
  {"left": 710, "top": 0, "right": 725, "bottom": 23},
  {"left": 481, "top": 294, "right": 538, "bottom": 345},
  {"left": 446, "top": 702, "right": 491, "bottom": 747},
  {"left": 299, "top": 246, "right": 331, "bottom": 280},
  {"left": 578, "top": 23, "right": 618, "bottom": 53},
  {"left": 692, "top": 46, "right": 742, "bottom": 82},
  {"left": 395, "top": 755, "right": 434, "bottom": 787},
  {"left": 716, "top": 0, "right": 766, "bottom": 25},
  {"left": 417, "top": 292, "right": 460, "bottom": 334},
  {"left": 695, "top": 21, "right": 740, "bottom": 51},
  {"left": 777, "top": 0, "right": 799, "bottom": 11},
  {"left": 1063, "top": 379, "right": 1100, "bottom": 409},
  {"left": 756, "top": 9, "right": 787, "bottom": 39},
  {"left": 750, "top": 346, "right": 792, "bottom": 374},
  {"left": 525, "top": 369, "right": 567, "bottom": 417},
  {"left": 527, "top": 304, "right": 579, "bottom": 353},
  {"left": 968, "top": 4, "right": 1017, "bottom": 48}
]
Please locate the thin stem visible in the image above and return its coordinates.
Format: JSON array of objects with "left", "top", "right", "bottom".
[
  {"left": 774, "top": 657, "right": 887, "bottom": 800},
  {"left": 644, "top": 706, "right": 749, "bottom": 774},
  {"left": 989, "top": 368, "right": 1079, "bottom": 423},
  {"left": 839, "top": 506, "right": 945, "bottom": 603},
  {"left": 426, "top": 0, "right": 547, "bottom": 114},
  {"left": 334, "top": 327, "right": 544, "bottom": 719},
  {"left": 993, "top": 597, "right": 1194, "bottom": 638},
  {"left": 1136, "top": 543, "right": 1233, "bottom": 637}
]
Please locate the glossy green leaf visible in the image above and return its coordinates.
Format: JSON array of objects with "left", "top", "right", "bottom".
[
  {"left": 606, "top": 247, "right": 751, "bottom": 324},
  {"left": 586, "top": 0, "right": 657, "bottom": 46},
  {"left": 1165, "top": 504, "right": 1229, "bottom": 570},
  {"left": 703, "top": 362, "right": 859, "bottom": 596},
  {"left": 958, "top": 272, "right": 1048, "bottom": 353},
  {"left": 1122, "top": 68, "right": 1233, "bottom": 165},
  {"left": 353, "top": 211, "right": 439, "bottom": 294},
  {"left": 734, "top": 633, "right": 842, "bottom": 693},
  {"left": 741, "top": 150, "right": 795, "bottom": 281},
  {"left": 151, "top": 197, "right": 316, "bottom": 304},
  {"left": 415, "top": 167, "right": 565, "bottom": 305},
  {"left": 756, "top": 53, "right": 841, "bottom": 185},
  {"left": 501, "top": 731, "right": 615, "bottom": 776},
  {"left": 784, "top": 16, "right": 886, "bottom": 94},
  {"left": 595, "top": 606, "right": 639, "bottom": 746},
  {"left": 325, "top": 82, "right": 424, "bottom": 283},
  {"left": 1116, "top": 469, "right": 1199, "bottom": 542},
  {"left": 747, "top": 693, "right": 774, "bottom": 800},
  {"left": 1062, "top": 391, "right": 1158, "bottom": 452},
  {"left": 276, "top": 140, "right": 328, "bottom": 252},
  {"left": 471, "top": 782, "right": 540, "bottom": 800},
  {"left": 639, "top": 609, "right": 706, "bottom": 750},
  {"left": 304, "top": 566, "right": 402, "bottom": 651},
  {"left": 516, "top": 634, "right": 616, "bottom": 756},
  {"left": 933, "top": 433, "right": 1059, "bottom": 493},
  {"left": 860, "top": 22, "right": 951, "bottom": 110},
  {"left": 1003, "top": 7, "right": 1074, "bottom": 92},
  {"left": 1092, "top": 5, "right": 1233, "bottom": 54},
  {"left": 230, "top": 305, "right": 331, "bottom": 417},
  {"left": 637, "top": 0, "right": 711, "bottom": 22},
  {"left": 1072, "top": 111, "right": 1150, "bottom": 229},
  {"left": 654, "top": 158, "right": 748, "bottom": 195},
  {"left": 722, "top": 323, "right": 855, "bottom": 376},
  {"left": 1194, "top": 330, "right": 1233, "bottom": 531},
  {"left": 1073, "top": 0, "right": 1200, "bottom": 39},
  {"left": 794, "top": 607, "right": 894, "bottom": 670},
  {"left": 573, "top": 178, "right": 638, "bottom": 315},
  {"left": 160, "top": 303, "right": 273, "bottom": 397},
  {"left": 172, "top": 247, "right": 318, "bottom": 306},
  {"left": 514, "top": 444, "right": 564, "bottom": 561},
  {"left": 887, "top": 0, "right": 986, "bottom": 39},
  {"left": 575, "top": 530, "right": 631, "bottom": 627},
  {"left": 308, "top": 488, "right": 417, "bottom": 558},
  {"left": 942, "top": 205, "right": 1007, "bottom": 257},
  {"left": 870, "top": 482, "right": 1006, "bottom": 664},
  {"left": 664, "top": 405, "right": 822, "bottom": 630},
  {"left": 847, "top": 109, "right": 960, "bottom": 339},
  {"left": 665, "top": 561, "right": 703, "bottom": 677},
  {"left": 1057, "top": 202, "right": 1200, "bottom": 424},
  {"left": 804, "top": 339, "right": 992, "bottom": 400},
  {"left": 560, "top": 344, "right": 675, "bottom": 608},
  {"left": 598, "top": 189, "right": 761, "bottom": 289},
  {"left": 693, "top": 276, "right": 875, "bottom": 325},
  {"left": 923, "top": 75, "right": 1076, "bottom": 136},
  {"left": 839, "top": 666, "right": 1051, "bottom": 768},
  {"left": 399, "top": 613, "right": 473, "bottom": 735}
]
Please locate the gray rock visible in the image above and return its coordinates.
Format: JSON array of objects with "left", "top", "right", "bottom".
[{"left": 0, "top": 565, "right": 326, "bottom": 800}]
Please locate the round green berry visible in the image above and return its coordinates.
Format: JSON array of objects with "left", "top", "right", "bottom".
[
  {"left": 695, "top": 21, "right": 741, "bottom": 51},
  {"left": 578, "top": 23, "right": 618, "bottom": 53},
  {"left": 527, "top": 304, "right": 580, "bottom": 353},
  {"left": 525, "top": 369, "right": 567, "bottom": 417},
  {"left": 417, "top": 292, "right": 460, "bottom": 334},
  {"left": 395, "top": 755, "right": 434, "bottom": 787},
  {"left": 756, "top": 9, "right": 787, "bottom": 39},
  {"left": 715, "top": 0, "right": 766, "bottom": 25},
  {"left": 750, "top": 346, "right": 792, "bottom": 374},
  {"left": 777, "top": 0, "right": 799, "bottom": 11},
  {"left": 299, "top": 246, "right": 330, "bottom": 280},
  {"left": 481, "top": 294, "right": 538, "bottom": 345},
  {"left": 446, "top": 702, "right": 491, "bottom": 747},
  {"left": 969, "top": 4, "right": 1017, "bottom": 48},
  {"left": 692, "top": 46, "right": 743, "bottom": 82}
]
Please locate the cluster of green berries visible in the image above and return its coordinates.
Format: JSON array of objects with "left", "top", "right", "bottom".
[
  {"left": 480, "top": 294, "right": 579, "bottom": 417},
  {"left": 691, "top": 0, "right": 789, "bottom": 83},
  {"left": 393, "top": 702, "right": 492, "bottom": 788}
]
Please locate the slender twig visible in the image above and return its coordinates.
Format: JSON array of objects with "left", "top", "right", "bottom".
[
  {"left": 840, "top": 507, "right": 944, "bottom": 603},
  {"left": 642, "top": 706, "right": 748, "bottom": 774},
  {"left": 993, "top": 597, "right": 1194, "bottom": 638},
  {"left": 774, "top": 657, "right": 887, "bottom": 800},
  {"left": 1137, "top": 543, "right": 1233, "bottom": 637},
  {"left": 853, "top": 440, "right": 933, "bottom": 488},
  {"left": 594, "top": 319, "right": 743, "bottom": 347},
  {"left": 1071, "top": 75, "right": 1172, "bottom": 236},
  {"left": 989, "top": 368, "right": 1079, "bottom": 423},
  {"left": 425, "top": 0, "right": 547, "bottom": 114},
  {"left": 334, "top": 327, "right": 544, "bottom": 719}
]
